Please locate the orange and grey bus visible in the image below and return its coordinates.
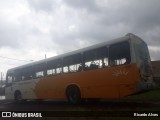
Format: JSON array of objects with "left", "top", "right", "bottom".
[{"left": 5, "top": 33, "right": 154, "bottom": 104}]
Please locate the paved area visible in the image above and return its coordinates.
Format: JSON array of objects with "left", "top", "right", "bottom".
[{"left": 0, "top": 99, "right": 159, "bottom": 111}]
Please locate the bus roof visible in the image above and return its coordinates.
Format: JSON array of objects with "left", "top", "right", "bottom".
[{"left": 7, "top": 33, "right": 141, "bottom": 73}]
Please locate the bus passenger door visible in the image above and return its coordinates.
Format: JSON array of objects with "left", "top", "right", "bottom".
[{"left": 5, "top": 74, "right": 14, "bottom": 99}]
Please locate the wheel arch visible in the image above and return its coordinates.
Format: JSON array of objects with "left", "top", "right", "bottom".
[
  {"left": 14, "top": 90, "right": 21, "bottom": 98},
  {"left": 65, "top": 83, "right": 82, "bottom": 104},
  {"left": 65, "top": 84, "right": 82, "bottom": 96}
]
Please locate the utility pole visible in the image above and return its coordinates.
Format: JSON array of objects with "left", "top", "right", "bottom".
[
  {"left": 1, "top": 72, "right": 2, "bottom": 81},
  {"left": 45, "top": 54, "right": 47, "bottom": 59}
]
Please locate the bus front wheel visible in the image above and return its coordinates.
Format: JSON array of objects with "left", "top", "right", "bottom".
[
  {"left": 66, "top": 85, "right": 81, "bottom": 104},
  {"left": 14, "top": 91, "right": 22, "bottom": 102}
]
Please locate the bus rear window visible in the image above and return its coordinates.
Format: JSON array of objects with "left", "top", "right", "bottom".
[{"left": 109, "top": 41, "right": 131, "bottom": 66}]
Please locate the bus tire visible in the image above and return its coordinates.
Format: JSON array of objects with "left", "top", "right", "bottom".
[
  {"left": 14, "top": 91, "right": 22, "bottom": 102},
  {"left": 66, "top": 85, "right": 81, "bottom": 104}
]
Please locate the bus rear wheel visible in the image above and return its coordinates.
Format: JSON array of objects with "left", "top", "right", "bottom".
[{"left": 66, "top": 86, "right": 81, "bottom": 104}]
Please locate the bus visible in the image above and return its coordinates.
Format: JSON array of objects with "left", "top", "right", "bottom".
[{"left": 5, "top": 33, "right": 154, "bottom": 104}]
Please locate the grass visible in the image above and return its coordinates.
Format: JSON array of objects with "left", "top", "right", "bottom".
[
  {"left": 61, "top": 88, "right": 160, "bottom": 119},
  {"left": 124, "top": 87, "right": 160, "bottom": 101}
]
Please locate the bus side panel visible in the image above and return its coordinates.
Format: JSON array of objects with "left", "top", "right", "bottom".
[
  {"left": 34, "top": 63, "right": 141, "bottom": 99},
  {"left": 119, "top": 84, "right": 137, "bottom": 97},
  {"left": 80, "top": 63, "right": 140, "bottom": 98},
  {"left": 34, "top": 76, "right": 67, "bottom": 99},
  {"left": 17, "top": 79, "right": 41, "bottom": 99},
  {"left": 81, "top": 86, "right": 119, "bottom": 99}
]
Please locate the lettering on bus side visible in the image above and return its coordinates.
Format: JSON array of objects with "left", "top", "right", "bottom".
[{"left": 112, "top": 69, "right": 129, "bottom": 77}]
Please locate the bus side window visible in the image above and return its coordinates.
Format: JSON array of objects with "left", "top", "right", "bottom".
[
  {"left": 47, "top": 59, "right": 62, "bottom": 76},
  {"left": 78, "top": 64, "right": 82, "bottom": 71},
  {"left": 47, "top": 69, "right": 56, "bottom": 76},
  {"left": 56, "top": 67, "right": 62, "bottom": 74},
  {"left": 34, "top": 63, "right": 45, "bottom": 78},
  {"left": 56, "top": 59, "right": 62, "bottom": 74},
  {"left": 22, "top": 66, "right": 33, "bottom": 80},
  {"left": 14, "top": 70, "right": 22, "bottom": 81},
  {"left": 83, "top": 47, "right": 108, "bottom": 70},
  {"left": 63, "top": 54, "right": 82, "bottom": 73},
  {"left": 36, "top": 71, "right": 44, "bottom": 78},
  {"left": 109, "top": 41, "right": 131, "bottom": 66}
]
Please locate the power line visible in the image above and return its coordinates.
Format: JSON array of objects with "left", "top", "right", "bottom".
[
  {"left": 0, "top": 61, "right": 21, "bottom": 66},
  {"left": 0, "top": 56, "right": 34, "bottom": 62}
]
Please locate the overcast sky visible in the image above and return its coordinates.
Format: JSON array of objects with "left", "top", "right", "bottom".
[{"left": 0, "top": 0, "right": 160, "bottom": 77}]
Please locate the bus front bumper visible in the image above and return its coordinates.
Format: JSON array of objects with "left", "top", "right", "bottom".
[{"left": 136, "top": 80, "right": 156, "bottom": 92}]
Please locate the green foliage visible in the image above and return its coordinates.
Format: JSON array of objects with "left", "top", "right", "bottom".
[{"left": 125, "top": 87, "right": 160, "bottom": 101}]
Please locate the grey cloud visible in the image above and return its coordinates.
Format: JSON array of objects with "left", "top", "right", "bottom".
[
  {"left": 143, "top": 32, "right": 160, "bottom": 46},
  {"left": 0, "top": 22, "right": 21, "bottom": 48},
  {"left": 63, "top": 0, "right": 160, "bottom": 45},
  {"left": 27, "top": 0, "right": 58, "bottom": 12},
  {"left": 95, "top": 0, "right": 160, "bottom": 33},
  {"left": 64, "top": 0, "right": 99, "bottom": 13},
  {"left": 55, "top": 0, "right": 160, "bottom": 61},
  {"left": 0, "top": 0, "right": 160, "bottom": 62}
]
